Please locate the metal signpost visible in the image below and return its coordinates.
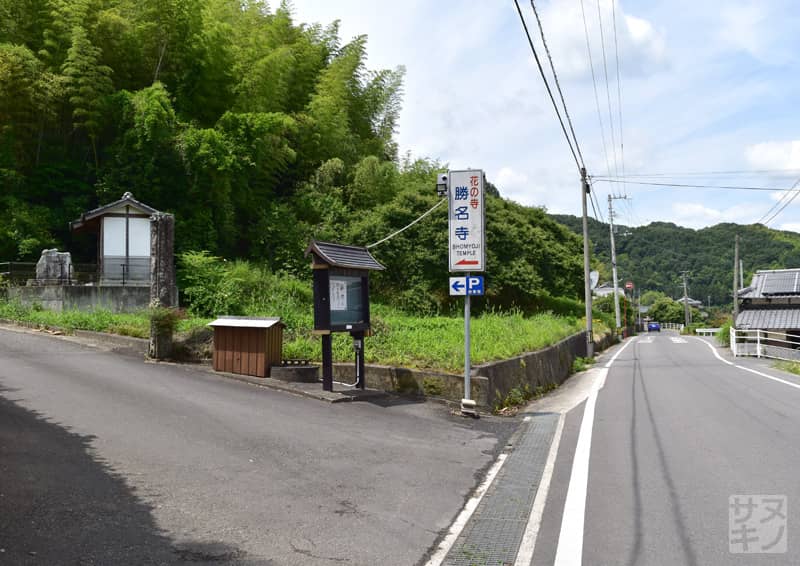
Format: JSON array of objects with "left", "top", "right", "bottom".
[{"left": 446, "top": 170, "right": 485, "bottom": 416}]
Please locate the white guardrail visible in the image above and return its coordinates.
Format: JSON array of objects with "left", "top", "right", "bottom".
[
  {"left": 730, "top": 327, "right": 800, "bottom": 362},
  {"left": 658, "top": 322, "right": 685, "bottom": 331}
]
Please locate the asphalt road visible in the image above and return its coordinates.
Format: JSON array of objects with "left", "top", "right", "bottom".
[
  {"left": 533, "top": 332, "right": 800, "bottom": 565},
  {"left": 0, "top": 326, "right": 516, "bottom": 565}
]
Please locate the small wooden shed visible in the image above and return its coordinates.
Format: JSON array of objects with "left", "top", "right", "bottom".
[
  {"left": 209, "top": 316, "right": 285, "bottom": 378},
  {"left": 70, "top": 191, "right": 159, "bottom": 285}
]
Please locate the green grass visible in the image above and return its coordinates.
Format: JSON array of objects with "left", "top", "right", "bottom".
[
  {"left": 0, "top": 301, "right": 208, "bottom": 339},
  {"left": 775, "top": 360, "right": 800, "bottom": 376},
  {"left": 0, "top": 299, "right": 585, "bottom": 373}
]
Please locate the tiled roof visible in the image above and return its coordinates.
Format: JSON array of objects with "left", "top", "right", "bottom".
[
  {"left": 737, "top": 308, "right": 800, "bottom": 329},
  {"left": 70, "top": 192, "right": 159, "bottom": 231},
  {"left": 305, "top": 241, "right": 385, "bottom": 271},
  {"left": 739, "top": 268, "right": 800, "bottom": 299}
]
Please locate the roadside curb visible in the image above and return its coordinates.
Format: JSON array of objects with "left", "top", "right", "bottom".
[{"left": 158, "top": 360, "right": 391, "bottom": 404}]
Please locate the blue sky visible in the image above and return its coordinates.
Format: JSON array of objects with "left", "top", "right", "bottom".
[{"left": 292, "top": 0, "right": 800, "bottom": 230}]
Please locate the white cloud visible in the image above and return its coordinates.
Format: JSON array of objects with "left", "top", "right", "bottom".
[
  {"left": 746, "top": 140, "right": 800, "bottom": 170},
  {"left": 778, "top": 222, "right": 800, "bottom": 233},
  {"left": 670, "top": 201, "right": 756, "bottom": 228},
  {"left": 539, "top": 0, "right": 667, "bottom": 79}
]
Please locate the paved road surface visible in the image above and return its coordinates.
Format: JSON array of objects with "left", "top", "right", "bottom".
[
  {"left": 532, "top": 333, "right": 800, "bottom": 565},
  {"left": 0, "top": 326, "right": 515, "bottom": 565}
]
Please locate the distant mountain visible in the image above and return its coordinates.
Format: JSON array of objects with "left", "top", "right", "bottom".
[{"left": 550, "top": 215, "right": 800, "bottom": 306}]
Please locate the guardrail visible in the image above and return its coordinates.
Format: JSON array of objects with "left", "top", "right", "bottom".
[
  {"left": 695, "top": 327, "right": 721, "bottom": 336},
  {"left": 730, "top": 328, "right": 800, "bottom": 362},
  {"left": 657, "top": 322, "right": 685, "bottom": 332}
]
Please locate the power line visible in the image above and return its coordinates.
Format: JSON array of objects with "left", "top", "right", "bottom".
[
  {"left": 589, "top": 186, "right": 606, "bottom": 224},
  {"left": 611, "top": 0, "right": 626, "bottom": 197},
  {"left": 591, "top": 178, "right": 800, "bottom": 192},
  {"left": 599, "top": 168, "right": 800, "bottom": 178},
  {"left": 579, "top": 0, "right": 612, "bottom": 179},
  {"left": 366, "top": 199, "right": 446, "bottom": 249},
  {"left": 596, "top": 0, "right": 619, "bottom": 180},
  {"left": 754, "top": 177, "right": 800, "bottom": 225},
  {"left": 529, "top": 0, "right": 585, "bottom": 169},
  {"left": 513, "top": 0, "right": 582, "bottom": 172},
  {"left": 759, "top": 177, "right": 800, "bottom": 226}
]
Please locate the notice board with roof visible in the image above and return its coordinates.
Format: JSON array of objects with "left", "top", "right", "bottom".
[
  {"left": 305, "top": 240, "right": 385, "bottom": 391},
  {"left": 208, "top": 316, "right": 285, "bottom": 378},
  {"left": 305, "top": 240, "right": 385, "bottom": 333}
]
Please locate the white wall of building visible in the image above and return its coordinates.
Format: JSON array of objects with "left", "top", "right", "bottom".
[{"left": 102, "top": 217, "right": 151, "bottom": 257}]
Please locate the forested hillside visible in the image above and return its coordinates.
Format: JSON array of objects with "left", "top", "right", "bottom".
[
  {"left": 552, "top": 214, "right": 800, "bottom": 306},
  {"left": 0, "top": 0, "right": 584, "bottom": 313}
]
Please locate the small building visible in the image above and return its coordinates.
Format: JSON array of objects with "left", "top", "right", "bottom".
[
  {"left": 676, "top": 296, "right": 704, "bottom": 308},
  {"left": 70, "top": 192, "right": 157, "bottom": 285},
  {"left": 593, "top": 282, "right": 625, "bottom": 298},
  {"left": 737, "top": 268, "right": 800, "bottom": 349},
  {"left": 209, "top": 317, "right": 285, "bottom": 378}
]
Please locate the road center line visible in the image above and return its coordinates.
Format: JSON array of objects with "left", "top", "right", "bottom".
[
  {"left": 424, "top": 453, "right": 508, "bottom": 566},
  {"left": 553, "top": 337, "right": 636, "bottom": 566}
]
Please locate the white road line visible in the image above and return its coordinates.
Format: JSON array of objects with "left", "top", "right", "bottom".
[
  {"left": 694, "top": 337, "right": 800, "bottom": 390},
  {"left": 670, "top": 337, "right": 688, "bottom": 344},
  {"left": 424, "top": 453, "right": 508, "bottom": 566},
  {"left": 553, "top": 337, "right": 636, "bottom": 566},
  {"left": 514, "top": 413, "right": 565, "bottom": 566}
]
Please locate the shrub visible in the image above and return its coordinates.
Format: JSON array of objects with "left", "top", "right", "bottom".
[
  {"left": 717, "top": 321, "right": 732, "bottom": 346},
  {"left": 572, "top": 356, "right": 594, "bottom": 373}
]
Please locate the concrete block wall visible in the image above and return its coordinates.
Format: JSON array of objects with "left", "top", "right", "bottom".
[
  {"left": 9, "top": 285, "right": 151, "bottom": 313},
  {"left": 332, "top": 331, "right": 616, "bottom": 409}
]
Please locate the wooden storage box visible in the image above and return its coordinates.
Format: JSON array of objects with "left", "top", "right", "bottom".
[{"left": 209, "top": 317, "right": 284, "bottom": 377}]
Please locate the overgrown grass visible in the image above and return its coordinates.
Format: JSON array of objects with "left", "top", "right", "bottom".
[
  {"left": 0, "top": 255, "right": 598, "bottom": 372},
  {"left": 320, "top": 306, "right": 584, "bottom": 372},
  {"left": 0, "top": 297, "right": 583, "bottom": 373},
  {"left": 0, "top": 301, "right": 206, "bottom": 339},
  {"left": 774, "top": 360, "right": 800, "bottom": 376}
]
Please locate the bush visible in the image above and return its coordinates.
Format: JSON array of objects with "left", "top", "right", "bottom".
[
  {"left": 717, "top": 321, "right": 732, "bottom": 346},
  {"left": 572, "top": 356, "right": 594, "bottom": 373}
]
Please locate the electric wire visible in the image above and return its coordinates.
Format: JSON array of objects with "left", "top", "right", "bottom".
[
  {"left": 599, "top": 169, "right": 800, "bottom": 178},
  {"left": 760, "top": 177, "right": 800, "bottom": 225},
  {"left": 366, "top": 198, "right": 445, "bottom": 249},
  {"left": 529, "top": 0, "right": 585, "bottom": 168},
  {"left": 595, "top": 190, "right": 607, "bottom": 223},
  {"left": 579, "top": 0, "right": 612, "bottom": 179},
  {"left": 513, "top": 0, "right": 582, "bottom": 172},
  {"left": 591, "top": 179, "right": 800, "bottom": 192},
  {"left": 596, "top": 0, "right": 619, "bottom": 180},
  {"left": 611, "top": 0, "right": 626, "bottom": 197},
  {"left": 589, "top": 190, "right": 602, "bottom": 222},
  {"left": 754, "top": 177, "right": 800, "bottom": 225}
]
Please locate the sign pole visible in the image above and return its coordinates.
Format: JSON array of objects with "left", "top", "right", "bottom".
[{"left": 464, "top": 272, "right": 471, "bottom": 401}]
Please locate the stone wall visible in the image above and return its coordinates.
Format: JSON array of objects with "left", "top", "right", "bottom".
[
  {"left": 332, "top": 331, "right": 617, "bottom": 409},
  {"left": 475, "top": 332, "right": 588, "bottom": 407},
  {"left": 9, "top": 285, "right": 150, "bottom": 313},
  {"left": 332, "top": 363, "right": 490, "bottom": 408}
]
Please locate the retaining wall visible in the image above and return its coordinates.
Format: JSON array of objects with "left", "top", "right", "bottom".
[
  {"left": 333, "top": 330, "right": 616, "bottom": 409},
  {"left": 9, "top": 285, "right": 150, "bottom": 313}
]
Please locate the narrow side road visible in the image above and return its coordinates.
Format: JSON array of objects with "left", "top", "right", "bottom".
[{"left": 0, "top": 326, "right": 516, "bottom": 565}]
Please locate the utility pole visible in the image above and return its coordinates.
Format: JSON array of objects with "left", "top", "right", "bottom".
[
  {"left": 681, "top": 270, "right": 691, "bottom": 327},
  {"left": 607, "top": 194, "right": 628, "bottom": 335},
  {"left": 581, "top": 168, "right": 593, "bottom": 357},
  {"left": 733, "top": 234, "right": 740, "bottom": 326},
  {"left": 740, "top": 259, "right": 744, "bottom": 289}
]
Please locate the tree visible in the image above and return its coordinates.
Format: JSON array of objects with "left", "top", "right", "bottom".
[{"left": 62, "top": 25, "right": 113, "bottom": 169}]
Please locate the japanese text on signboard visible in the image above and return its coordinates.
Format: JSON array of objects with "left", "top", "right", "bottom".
[{"left": 448, "top": 170, "right": 485, "bottom": 272}]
